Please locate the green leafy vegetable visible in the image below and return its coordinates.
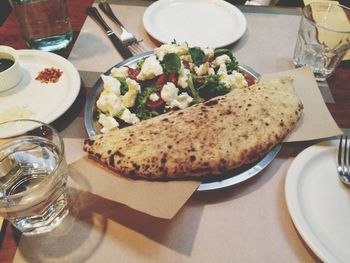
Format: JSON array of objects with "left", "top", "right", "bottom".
[
  {"left": 213, "top": 48, "right": 239, "bottom": 74},
  {"left": 134, "top": 85, "right": 161, "bottom": 120},
  {"left": 197, "top": 74, "right": 231, "bottom": 100},
  {"left": 162, "top": 53, "right": 181, "bottom": 74},
  {"left": 187, "top": 74, "right": 204, "bottom": 104},
  {"left": 136, "top": 58, "right": 145, "bottom": 69},
  {"left": 213, "top": 48, "right": 234, "bottom": 59},
  {"left": 189, "top": 47, "right": 206, "bottom": 66},
  {"left": 226, "top": 58, "right": 239, "bottom": 74},
  {"left": 116, "top": 77, "right": 128, "bottom": 95}
]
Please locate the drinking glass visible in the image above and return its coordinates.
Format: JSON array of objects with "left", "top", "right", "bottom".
[
  {"left": 293, "top": 2, "right": 350, "bottom": 81},
  {"left": 12, "top": 0, "right": 73, "bottom": 52},
  {"left": 0, "top": 119, "right": 69, "bottom": 235}
]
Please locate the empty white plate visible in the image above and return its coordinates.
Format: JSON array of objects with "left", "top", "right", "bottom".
[
  {"left": 285, "top": 140, "right": 350, "bottom": 263},
  {"left": 143, "top": 0, "right": 247, "bottom": 48}
]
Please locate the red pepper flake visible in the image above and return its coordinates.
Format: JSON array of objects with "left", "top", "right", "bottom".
[{"left": 35, "top": 67, "right": 63, "bottom": 83}]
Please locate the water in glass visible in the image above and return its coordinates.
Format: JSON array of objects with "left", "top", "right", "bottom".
[
  {"left": 12, "top": 0, "right": 72, "bottom": 51},
  {"left": 0, "top": 121, "right": 69, "bottom": 235}
]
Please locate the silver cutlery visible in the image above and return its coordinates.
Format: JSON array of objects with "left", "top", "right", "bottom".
[
  {"left": 337, "top": 135, "right": 350, "bottom": 186},
  {"left": 98, "top": 1, "right": 137, "bottom": 45},
  {"left": 98, "top": 1, "right": 146, "bottom": 55},
  {"left": 86, "top": 6, "right": 133, "bottom": 59}
]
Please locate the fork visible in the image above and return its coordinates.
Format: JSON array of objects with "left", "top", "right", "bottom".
[
  {"left": 98, "top": 1, "right": 136, "bottom": 45},
  {"left": 337, "top": 135, "right": 350, "bottom": 186},
  {"left": 98, "top": 1, "right": 146, "bottom": 55}
]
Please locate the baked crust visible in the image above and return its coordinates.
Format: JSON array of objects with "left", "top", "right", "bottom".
[{"left": 83, "top": 77, "right": 303, "bottom": 180}]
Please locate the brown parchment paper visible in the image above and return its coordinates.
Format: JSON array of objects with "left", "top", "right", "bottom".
[
  {"left": 261, "top": 66, "right": 342, "bottom": 142},
  {"left": 69, "top": 158, "right": 200, "bottom": 219}
]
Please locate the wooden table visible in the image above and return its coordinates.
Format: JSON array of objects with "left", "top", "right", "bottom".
[{"left": 0, "top": 1, "right": 349, "bottom": 262}]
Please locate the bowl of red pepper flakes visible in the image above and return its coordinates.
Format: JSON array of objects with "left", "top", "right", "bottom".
[{"left": 35, "top": 67, "right": 63, "bottom": 84}]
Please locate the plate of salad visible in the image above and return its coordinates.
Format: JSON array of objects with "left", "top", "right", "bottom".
[
  {"left": 84, "top": 43, "right": 282, "bottom": 191},
  {"left": 84, "top": 43, "right": 259, "bottom": 136}
]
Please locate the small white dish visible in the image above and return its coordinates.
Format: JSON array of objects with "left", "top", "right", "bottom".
[
  {"left": 0, "top": 45, "right": 22, "bottom": 92},
  {"left": 0, "top": 49, "right": 80, "bottom": 124},
  {"left": 285, "top": 140, "right": 350, "bottom": 263},
  {"left": 143, "top": 0, "right": 247, "bottom": 48}
]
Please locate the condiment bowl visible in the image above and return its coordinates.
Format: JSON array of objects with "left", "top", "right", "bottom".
[{"left": 0, "top": 45, "right": 22, "bottom": 92}]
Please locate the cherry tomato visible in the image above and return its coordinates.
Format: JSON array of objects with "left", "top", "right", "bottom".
[
  {"left": 182, "top": 60, "right": 191, "bottom": 69},
  {"left": 244, "top": 75, "right": 255, "bottom": 86},
  {"left": 126, "top": 66, "right": 140, "bottom": 80},
  {"left": 195, "top": 78, "right": 205, "bottom": 85},
  {"left": 146, "top": 92, "right": 165, "bottom": 110},
  {"left": 156, "top": 74, "right": 167, "bottom": 88},
  {"left": 168, "top": 72, "right": 178, "bottom": 85}
]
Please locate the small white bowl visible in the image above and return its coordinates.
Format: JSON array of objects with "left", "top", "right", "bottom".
[{"left": 0, "top": 45, "right": 22, "bottom": 92}]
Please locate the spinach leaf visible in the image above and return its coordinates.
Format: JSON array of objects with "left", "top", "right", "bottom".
[
  {"left": 116, "top": 77, "right": 128, "bottom": 95},
  {"left": 189, "top": 47, "right": 206, "bottom": 66},
  {"left": 213, "top": 48, "right": 239, "bottom": 73},
  {"left": 162, "top": 53, "right": 181, "bottom": 74},
  {"left": 197, "top": 74, "right": 231, "bottom": 100},
  {"left": 213, "top": 48, "right": 234, "bottom": 59},
  {"left": 136, "top": 58, "right": 145, "bottom": 69},
  {"left": 226, "top": 58, "right": 239, "bottom": 74},
  {"left": 187, "top": 74, "right": 204, "bottom": 104},
  {"left": 134, "top": 85, "right": 161, "bottom": 120}
]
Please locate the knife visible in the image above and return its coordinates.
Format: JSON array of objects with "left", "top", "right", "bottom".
[{"left": 86, "top": 7, "right": 133, "bottom": 59}]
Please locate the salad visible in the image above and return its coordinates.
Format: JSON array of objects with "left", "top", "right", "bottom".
[{"left": 95, "top": 43, "right": 255, "bottom": 133}]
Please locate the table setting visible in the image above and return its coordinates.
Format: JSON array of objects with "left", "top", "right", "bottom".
[{"left": 0, "top": 0, "right": 350, "bottom": 262}]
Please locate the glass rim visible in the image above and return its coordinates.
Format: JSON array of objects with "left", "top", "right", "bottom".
[
  {"left": 0, "top": 119, "right": 65, "bottom": 200},
  {"left": 303, "top": 2, "right": 350, "bottom": 34}
]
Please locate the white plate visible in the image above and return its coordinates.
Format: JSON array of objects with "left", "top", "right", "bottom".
[
  {"left": 143, "top": 0, "right": 247, "bottom": 48},
  {"left": 285, "top": 140, "right": 350, "bottom": 263},
  {"left": 0, "top": 50, "right": 80, "bottom": 124}
]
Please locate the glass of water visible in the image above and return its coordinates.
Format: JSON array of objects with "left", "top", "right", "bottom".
[
  {"left": 12, "top": 0, "right": 73, "bottom": 52},
  {"left": 293, "top": 2, "right": 350, "bottom": 81},
  {"left": 0, "top": 119, "right": 69, "bottom": 235}
]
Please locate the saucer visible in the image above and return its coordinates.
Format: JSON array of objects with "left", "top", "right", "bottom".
[{"left": 0, "top": 50, "right": 80, "bottom": 124}]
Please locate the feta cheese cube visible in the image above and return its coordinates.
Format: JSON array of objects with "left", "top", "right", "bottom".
[
  {"left": 120, "top": 108, "right": 140, "bottom": 124},
  {"left": 220, "top": 71, "right": 248, "bottom": 89},
  {"left": 154, "top": 43, "right": 189, "bottom": 61},
  {"left": 171, "top": 92, "right": 193, "bottom": 109},
  {"left": 136, "top": 55, "right": 163, "bottom": 81},
  {"left": 178, "top": 63, "right": 190, "bottom": 89},
  {"left": 217, "top": 63, "right": 227, "bottom": 76},
  {"left": 194, "top": 62, "right": 210, "bottom": 76},
  {"left": 212, "top": 54, "right": 231, "bottom": 68},
  {"left": 161, "top": 82, "right": 179, "bottom": 103},
  {"left": 101, "top": 75, "right": 121, "bottom": 96},
  {"left": 98, "top": 113, "right": 119, "bottom": 133},
  {"left": 96, "top": 91, "right": 123, "bottom": 116},
  {"left": 121, "top": 78, "right": 141, "bottom": 108},
  {"left": 149, "top": 92, "right": 160, "bottom": 102},
  {"left": 111, "top": 67, "right": 128, "bottom": 78},
  {"left": 202, "top": 47, "right": 214, "bottom": 57}
]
